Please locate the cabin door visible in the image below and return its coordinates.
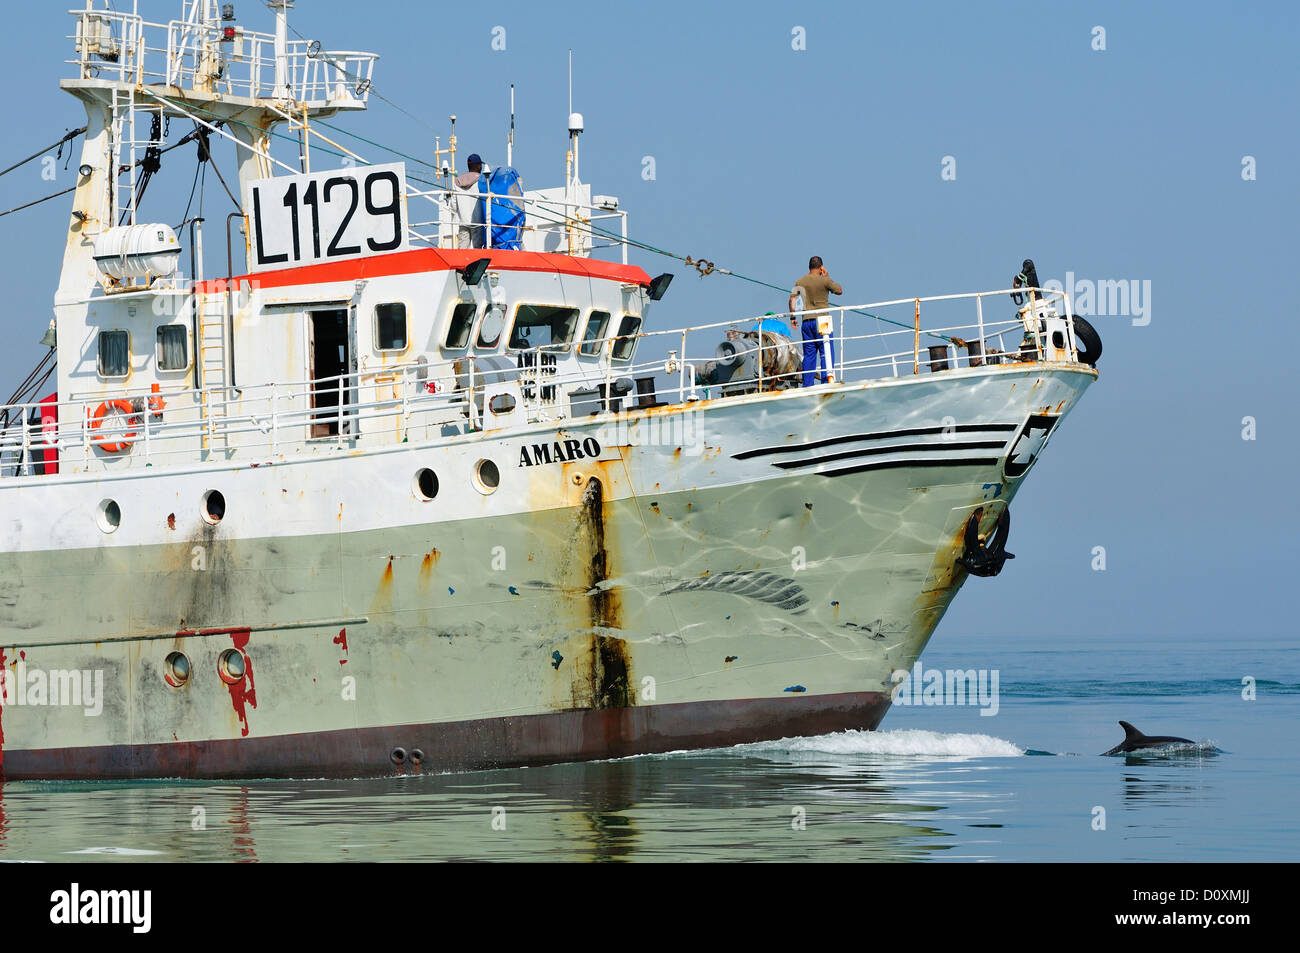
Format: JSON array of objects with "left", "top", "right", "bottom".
[{"left": 308, "top": 308, "right": 352, "bottom": 437}]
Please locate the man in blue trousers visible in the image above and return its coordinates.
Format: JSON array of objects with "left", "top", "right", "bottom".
[{"left": 789, "top": 256, "right": 843, "bottom": 386}]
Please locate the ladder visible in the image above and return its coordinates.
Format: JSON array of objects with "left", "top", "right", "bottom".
[
  {"left": 198, "top": 291, "right": 227, "bottom": 390},
  {"left": 197, "top": 290, "right": 227, "bottom": 450}
]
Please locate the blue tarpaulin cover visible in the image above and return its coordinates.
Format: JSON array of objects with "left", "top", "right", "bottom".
[{"left": 478, "top": 167, "right": 525, "bottom": 250}]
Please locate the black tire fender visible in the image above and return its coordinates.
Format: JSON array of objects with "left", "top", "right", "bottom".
[{"left": 1071, "top": 314, "right": 1102, "bottom": 367}]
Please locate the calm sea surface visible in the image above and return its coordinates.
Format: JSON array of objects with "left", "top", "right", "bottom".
[{"left": 1, "top": 633, "right": 1294, "bottom": 862}]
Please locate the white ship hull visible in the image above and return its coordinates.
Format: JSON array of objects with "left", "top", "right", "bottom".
[{"left": 0, "top": 364, "right": 1092, "bottom": 778}]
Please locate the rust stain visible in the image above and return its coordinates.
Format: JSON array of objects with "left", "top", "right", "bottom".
[
  {"left": 166, "top": 513, "right": 176, "bottom": 530},
  {"left": 371, "top": 556, "right": 395, "bottom": 614},
  {"left": 0, "top": 645, "right": 6, "bottom": 776},
  {"left": 576, "top": 477, "right": 633, "bottom": 710},
  {"left": 650, "top": 501, "right": 660, "bottom": 514},
  {"left": 417, "top": 548, "right": 439, "bottom": 586},
  {"left": 333, "top": 628, "right": 349, "bottom": 665}
]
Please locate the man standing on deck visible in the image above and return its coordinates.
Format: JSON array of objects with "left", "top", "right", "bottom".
[
  {"left": 452, "top": 153, "right": 486, "bottom": 248},
  {"left": 789, "top": 256, "right": 843, "bottom": 386}
]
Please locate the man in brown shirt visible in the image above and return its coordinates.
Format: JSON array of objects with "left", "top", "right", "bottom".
[{"left": 789, "top": 256, "right": 843, "bottom": 386}]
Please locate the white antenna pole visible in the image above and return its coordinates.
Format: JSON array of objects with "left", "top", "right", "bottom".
[
  {"left": 268, "top": 0, "right": 293, "bottom": 100},
  {"left": 507, "top": 84, "right": 514, "bottom": 167},
  {"left": 568, "top": 50, "right": 573, "bottom": 116}
]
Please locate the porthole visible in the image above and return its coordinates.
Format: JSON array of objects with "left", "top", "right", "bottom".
[
  {"left": 488, "top": 393, "right": 517, "bottom": 416},
  {"left": 413, "top": 467, "right": 439, "bottom": 501},
  {"left": 217, "top": 648, "right": 246, "bottom": 684},
  {"left": 96, "top": 498, "right": 122, "bottom": 534},
  {"left": 202, "top": 489, "right": 226, "bottom": 524},
  {"left": 474, "top": 458, "right": 500, "bottom": 494},
  {"left": 163, "top": 651, "right": 190, "bottom": 688}
]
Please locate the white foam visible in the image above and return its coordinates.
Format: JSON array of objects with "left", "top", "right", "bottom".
[
  {"left": 734, "top": 728, "right": 1026, "bottom": 759},
  {"left": 66, "top": 847, "right": 164, "bottom": 856}
]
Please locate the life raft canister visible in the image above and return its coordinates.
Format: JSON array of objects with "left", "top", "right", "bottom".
[{"left": 89, "top": 398, "right": 138, "bottom": 453}]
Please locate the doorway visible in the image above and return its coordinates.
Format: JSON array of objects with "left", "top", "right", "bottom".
[{"left": 309, "top": 308, "right": 351, "bottom": 437}]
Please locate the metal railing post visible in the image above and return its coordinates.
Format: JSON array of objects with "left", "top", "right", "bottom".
[{"left": 913, "top": 299, "right": 921, "bottom": 375}]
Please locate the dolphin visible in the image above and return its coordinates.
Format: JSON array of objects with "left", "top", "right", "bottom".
[{"left": 1102, "top": 720, "right": 1195, "bottom": 756}]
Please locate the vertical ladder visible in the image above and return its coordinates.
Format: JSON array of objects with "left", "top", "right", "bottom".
[{"left": 197, "top": 290, "right": 227, "bottom": 450}]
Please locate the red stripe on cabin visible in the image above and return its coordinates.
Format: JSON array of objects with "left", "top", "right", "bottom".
[{"left": 195, "top": 247, "right": 652, "bottom": 294}]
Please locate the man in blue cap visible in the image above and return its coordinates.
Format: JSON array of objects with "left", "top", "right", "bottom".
[{"left": 453, "top": 154, "right": 486, "bottom": 248}]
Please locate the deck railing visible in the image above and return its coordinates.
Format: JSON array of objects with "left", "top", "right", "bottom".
[
  {"left": 0, "top": 288, "right": 1077, "bottom": 479},
  {"left": 68, "top": 5, "right": 376, "bottom": 108}
]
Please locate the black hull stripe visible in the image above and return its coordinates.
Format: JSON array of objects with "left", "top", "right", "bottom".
[
  {"left": 733, "top": 424, "right": 1018, "bottom": 460},
  {"left": 773, "top": 439, "right": 1008, "bottom": 470},
  {"left": 818, "top": 457, "right": 1002, "bottom": 478}
]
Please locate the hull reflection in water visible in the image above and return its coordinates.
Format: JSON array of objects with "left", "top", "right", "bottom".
[{"left": 0, "top": 729, "right": 1030, "bottom": 862}]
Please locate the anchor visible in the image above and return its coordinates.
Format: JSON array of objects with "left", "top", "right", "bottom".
[{"left": 957, "top": 507, "right": 1014, "bottom": 578}]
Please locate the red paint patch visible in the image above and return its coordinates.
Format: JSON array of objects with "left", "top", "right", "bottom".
[
  {"left": 225, "top": 629, "right": 257, "bottom": 737},
  {"left": 333, "top": 628, "right": 349, "bottom": 665}
]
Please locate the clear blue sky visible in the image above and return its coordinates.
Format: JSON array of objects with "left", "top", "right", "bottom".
[{"left": 1, "top": 1, "right": 1295, "bottom": 640}]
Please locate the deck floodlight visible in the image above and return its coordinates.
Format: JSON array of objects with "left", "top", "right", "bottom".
[
  {"left": 459, "top": 257, "right": 491, "bottom": 286},
  {"left": 78, "top": 164, "right": 93, "bottom": 178},
  {"left": 647, "top": 273, "right": 673, "bottom": 301}
]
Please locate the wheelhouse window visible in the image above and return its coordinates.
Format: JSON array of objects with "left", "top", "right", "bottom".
[
  {"left": 98, "top": 330, "right": 129, "bottom": 378},
  {"left": 445, "top": 301, "right": 478, "bottom": 349},
  {"left": 156, "top": 325, "right": 188, "bottom": 370},
  {"left": 476, "top": 305, "right": 505, "bottom": 348},
  {"left": 579, "top": 310, "right": 610, "bottom": 357},
  {"left": 611, "top": 315, "right": 642, "bottom": 362},
  {"left": 375, "top": 302, "right": 408, "bottom": 351},
  {"left": 509, "top": 304, "right": 579, "bottom": 350}
]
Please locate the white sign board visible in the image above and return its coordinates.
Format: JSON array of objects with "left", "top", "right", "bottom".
[{"left": 245, "top": 162, "right": 409, "bottom": 271}]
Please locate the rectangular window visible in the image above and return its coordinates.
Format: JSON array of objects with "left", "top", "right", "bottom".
[
  {"left": 375, "top": 302, "right": 408, "bottom": 350},
  {"left": 156, "top": 325, "right": 188, "bottom": 370},
  {"left": 509, "top": 304, "right": 579, "bottom": 350},
  {"left": 444, "top": 301, "right": 478, "bottom": 349},
  {"left": 98, "top": 330, "right": 129, "bottom": 378},
  {"left": 611, "top": 315, "right": 642, "bottom": 361},
  {"left": 579, "top": 310, "right": 610, "bottom": 357}
]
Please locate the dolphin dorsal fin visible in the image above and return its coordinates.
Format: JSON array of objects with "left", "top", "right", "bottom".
[{"left": 1119, "top": 721, "right": 1143, "bottom": 740}]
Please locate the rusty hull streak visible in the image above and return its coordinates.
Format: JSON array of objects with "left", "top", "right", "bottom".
[{"left": 575, "top": 476, "right": 633, "bottom": 711}]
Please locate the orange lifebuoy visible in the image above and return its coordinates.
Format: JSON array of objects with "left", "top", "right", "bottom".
[{"left": 90, "top": 399, "right": 138, "bottom": 453}]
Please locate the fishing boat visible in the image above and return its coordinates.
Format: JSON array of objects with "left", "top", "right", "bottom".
[{"left": 0, "top": 1, "right": 1098, "bottom": 779}]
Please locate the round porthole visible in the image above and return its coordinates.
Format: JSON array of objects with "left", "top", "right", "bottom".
[
  {"left": 163, "top": 651, "right": 190, "bottom": 687},
  {"left": 217, "top": 648, "right": 246, "bottom": 684},
  {"left": 413, "top": 468, "right": 439, "bottom": 501},
  {"left": 202, "top": 489, "right": 226, "bottom": 524},
  {"left": 474, "top": 458, "right": 500, "bottom": 494},
  {"left": 488, "top": 393, "right": 517, "bottom": 416},
  {"left": 95, "top": 499, "right": 121, "bottom": 534}
]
